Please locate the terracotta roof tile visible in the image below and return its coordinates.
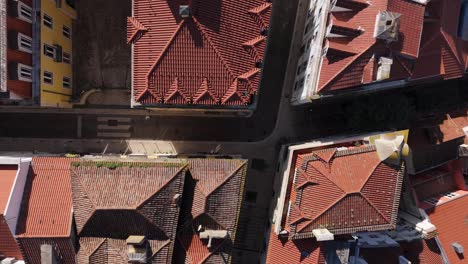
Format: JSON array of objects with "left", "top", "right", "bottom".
[
  {"left": 0, "top": 165, "right": 18, "bottom": 213},
  {"left": 284, "top": 145, "right": 404, "bottom": 238},
  {"left": 77, "top": 237, "right": 171, "bottom": 263},
  {"left": 177, "top": 159, "right": 247, "bottom": 264},
  {"left": 317, "top": 0, "right": 425, "bottom": 93},
  {"left": 16, "top": 157, "right": 77, "bottom": 237},
  {"left": 426, "top": 194, "right": 468, "bottom": 264},
  {"left": 71, "top": 161, "right": 187, "bottom": 239},
  {"left": 0, "top": 215, "right": 22, "bottom": 260},
  {"left": 411, "top": 0, "right": 468, "bottom": 81},
  {"left": 17, "top": 237, "right": 76, "bottom": 264},
  {"left": 265, "top": 226, "right": 324, "bottom": 264},
  {"left": 131, "top": 0, "right": 271, "bottom": 106}
]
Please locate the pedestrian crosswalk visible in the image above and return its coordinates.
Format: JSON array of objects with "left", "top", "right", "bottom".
[{"left": 96, "top": 117, "right": 132, "bottom": 138}]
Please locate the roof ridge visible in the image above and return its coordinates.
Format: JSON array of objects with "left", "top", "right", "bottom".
[
  {"left": 191, "top": 17, "right": 235, "bottom": 78},
  {"left": 71, "top": 167, "right": 98, "bottom": 234},
  {"left": 357, "top": 160, "right": 382, "bottom": 191},
  {"left": 164, "top": 78, "right": 189, "bottom": 103},
  {"left": 318, "top": 44, "right": 375, "bottom": 92},
  {"left": 149, "top": 240, "right": 171, "bottom": 260},
  {"left": 137, "top": 164, "right": 187, "bottom": 208},
  {"left": 440, "top": 30, "right": 465, "bottom": 73},
  {"left": 127, "top": 16, "right": 148, "bottom": 44},
  {"left": 89, "top": 238, "right": 107, "bottom": 257},
  {"left": 297, "top": 193, "right": 347, "bottom": 233},
  {"left": 419, "top": 30, "right": 441, "bottom": 52},
  {"left": 248, "top": 2, "right": 272, "bottom": 14},
  {"left": 135, "top": 88, "right": 159, "bottom": 103},
  {"left": 146, "top": 20, "right": 187, "bottom": 80},
  {"left": 358, "top": 192, "right": 390, "bottom": 223},
  {"left": 306, "top": 160, "right": 347, "bottom": 194},
  {"left": 394, "top": 55, "right": 413, "bottom": 76},
  {"left": 204, "top": 160, "right": 247, "bottom": 197}
]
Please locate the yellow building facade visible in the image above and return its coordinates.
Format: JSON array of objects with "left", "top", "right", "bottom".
[{"left": 40, "top": 0, "right": 76, "bottom": 107}]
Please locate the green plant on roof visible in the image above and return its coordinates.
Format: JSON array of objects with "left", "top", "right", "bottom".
[{"left": 70, "top": 161, "right": 185, "bottom": 169}]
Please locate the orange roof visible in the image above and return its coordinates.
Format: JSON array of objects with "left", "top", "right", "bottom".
[
  {"left": 412, "top": 0, "right": 468, "bottom": 81},
  {"left": 265, "top": 225, "right": 324, "bottom": 264},
  {"left": 426, "top": 194, "right": 468, "bottom": 264},
  {"left": 282, "top": 145, "right": 404, "bottom": 239},
  {"left": 318, "top": 0, "right": 425, "bottom": 93},
  {"left": 130, "top": 0, "right": 271, "bottom": 106},
  {"left": 0, "top": 165, "right": 18, "bottom": 214},
  {"left": 16, "top": 157, "right": 77, "bottom": 237},
  {"left": 0, "top": 215, "right": 23, "bottom": 260}
]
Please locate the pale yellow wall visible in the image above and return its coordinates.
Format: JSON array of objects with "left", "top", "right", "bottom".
[{"left": 40, "top": 0, "right": 75, "bottom": 107}]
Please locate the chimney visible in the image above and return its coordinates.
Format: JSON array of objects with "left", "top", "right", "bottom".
[
  {"left": 127, "top": 236, "right": 148, "bottom": 263},
  {"left": 199, "top": 230, "right": 229, "bottom": 249},
  {"left": 179, "top": 5, "right": 191, "bottom": 18},
  {"left": 41, "top": 244, "right": 59, "bottom": 264}
]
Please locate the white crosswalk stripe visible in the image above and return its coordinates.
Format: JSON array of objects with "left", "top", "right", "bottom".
[{"left": 97, "top": 117, "right": 132, "bottom": 138}]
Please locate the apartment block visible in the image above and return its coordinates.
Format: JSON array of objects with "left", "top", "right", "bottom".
[
  {"left": 0, "top": 0, "right": 76, "bottom": 107},
  {"left": 291, "top": 0, "right": 468, "bottom": 105},
  {"left": 1, "top": 0, "right": 34, "bottom": 103},
  {"left": 38, "top": 0, "right": 76, "bottom": 107}
]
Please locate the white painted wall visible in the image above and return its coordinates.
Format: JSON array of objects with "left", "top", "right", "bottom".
[
  {"left": 0, "top": 0, "right": 6, "bottom": 92},
  {"left": 3, "top": 157, "right": 31, "bottom": 234},
  {"left": 291, "top": 0, "right": 330, "bottom": 105}
]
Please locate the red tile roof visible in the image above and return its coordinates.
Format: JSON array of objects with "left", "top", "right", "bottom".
[
  {"left": 16, "top": 157, "right": 77, "bottom": 238},
  {"left": 71, "top": 161, "right": 187, "bottom": 264},
  {"left": 412, "top": 0, "right": 468, "bottom": 81},
  {"left": 177, "top": 159, "right": 247, "bottom": 264},
  {"left": 426, "top": 194, "right": 468, "bottom": 264},
  {"left": 0, "top": 215, "right": 22, "bottom": 260},
  {"left": 71, "top": 161, "right": 186, "bottom": 238},
  {"left": 130, "top": 0, "right": 271, "bottom": 106},
  {"left": 77, "top": 237, "right": 172, "bottom": 263},
  {"left": 265, "top": 225, "right": 324, "bottom": 264},
  {"left": 410, "top": 167, "right": 458, "bottom": 201},
  {"left": 16, "top": 237, "right": 76, "bottom": 264},
  {"left": 282, "top": 145, "right": 404, "bottom": 239},
  {"left": 318, "top": 0, "right": 425, "bottom": 93},
  {"left": 0, "top": 165, "right": 18, "bottom": 213}
]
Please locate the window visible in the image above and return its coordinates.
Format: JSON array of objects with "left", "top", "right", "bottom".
[
  {"left": 63, "top": 52, "right": 71, "bottom": 64},
  {"left": 17, "top": 2, "right": 32, "bottom": 23},
  {"left": 63, "top": 76, "right": 71, "bottom": 88},
  {"left": 17, "top": 33, "right": 32, "bottom": 53},
  {"left": 62, "top": 26, "right": 71, "bottom": 39},
  {"left": 43, "top": 71, "right": 53, "bottom": 84},
  {"left": 43, "top": 44, "right": 55, "bottom": 58},
  {"left": 43, "top": 14, "right": 53, "bottom": 29},
  {"left": 17, "top": 64, "right": 32, "bottom": 82}
]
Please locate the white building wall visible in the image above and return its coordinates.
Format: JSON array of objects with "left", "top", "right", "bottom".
[
  {"left": 0, "top": 0, "right": 7, "bottom": 92},
  {"left": 3, "top": 157, "right": 31, "bottom": 234},
  {"left": 291, "top": 0, "right": 331, "bottom": 105}
]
